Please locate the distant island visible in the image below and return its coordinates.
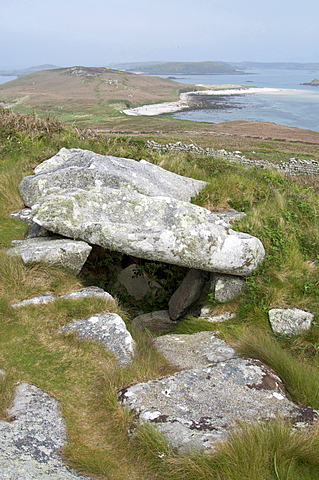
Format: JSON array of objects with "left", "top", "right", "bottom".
[
  {"left": 301, "top": 78, "right": 319, "bottom": 86},
  {"left": 229, "top": 61, "right": 319, "bottom": 70},
  {"left": 0, "top": 64, "right": 59, "bottom": 77},
  {"left": 108, "top": 61, "right": 244, "bottom": 75}
]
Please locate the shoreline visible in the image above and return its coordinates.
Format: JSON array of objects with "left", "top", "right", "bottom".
[{"left": 121, "top": 86, "right": 292, "bottom": 117}]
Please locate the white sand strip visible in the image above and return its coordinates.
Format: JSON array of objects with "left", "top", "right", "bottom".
[{"left": 121, "top": 87, "right": 303, "bottom": 117}]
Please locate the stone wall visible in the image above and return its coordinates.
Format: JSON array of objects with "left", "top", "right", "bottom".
[{"left": 146, "top": 140, "right": 319, "bottom": 176}]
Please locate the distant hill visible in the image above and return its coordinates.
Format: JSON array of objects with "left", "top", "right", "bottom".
[
  {"left": 0, "top": 64, "right": 60, "bottom": 77},
  {"left": 108, "top": 61, "right": 244, "bottom": 75},
  {"left": 0, "top": 66, "right": 197, "bottom": 121},
  {"left": 230, "top": 61, "right": 319, "bottom": 70}
]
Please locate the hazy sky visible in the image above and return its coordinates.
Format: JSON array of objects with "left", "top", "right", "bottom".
[{"left": 1, "top": 0, "right": 318, "bottom": 69}]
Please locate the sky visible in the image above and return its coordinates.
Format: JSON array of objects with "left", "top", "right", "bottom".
[{"left": 1, "top": 0, "right": 319, "bottom": 70}]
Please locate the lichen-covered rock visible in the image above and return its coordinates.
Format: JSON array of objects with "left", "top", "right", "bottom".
[
  {"left": 120, "top": 357, "right": 318, "bottom": 452},
  {"left": 11, "top": 286, "right": 115, "bottom": 308},
  {"left": 0, "top": 383, "right": 93, "bottom": 479},
  {"left": 269, "top": 308, "right": 314, "bottom": 335},
  {"left": 61, "top": 313, "right": 135, "bottom": 365},
  {"left": 211, "top": 274, "right": 246, "bottom": 303},
  {"left": 30, "top": 189, "right": 265, "bottom": 276},
  {"left": 8, "top": 237, "right": 92, "bottom": 274},
  {"left": 154, "top": 331, "right": 238, "bottom": 369},
  {"left": 19, "top": 147, "right": 207, "bottom": 206}
]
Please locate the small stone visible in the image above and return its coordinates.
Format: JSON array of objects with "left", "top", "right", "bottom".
[
  {"left": 211, "top": 274, "right": 246, "bottom": 303},
  {"left": 268, "top": 308, "right": 314, "bottom": 335},
  {"left": 132, "top": 311, "right": 177, "bottom": 334},
  {"left": 61, "top": 313, "right": 135, "bottom": 365}
]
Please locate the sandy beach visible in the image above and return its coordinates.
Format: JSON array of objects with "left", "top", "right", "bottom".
[{"left": 121, "top": 86, "right": 289, "bottom": 116}]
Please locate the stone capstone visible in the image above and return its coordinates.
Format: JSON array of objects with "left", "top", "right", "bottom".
[
  {"left": 17, "top": 148, "right": 265, "bottom": 276},
  {"left": 0, "top": 382, "right": 93, "bottom": 479},
  {"left": 61, "top": 313, "right": 135, "bottom": 365},
  {"left": 168, "top": 269, "right": 209, "bottom": 320},
  {"left": 29, "top": 189, "right": 265, "bottom": 276},
  {"left": 8, "top": 237, "right": 92, "bottom": 274},
  {"left": 268, "top": 308, "right": 314, "bottom": 335},
  {"left": 120, "top": 356, "right": 317, "bottom": 453},
  {"left": 19, "top": 147, "right": 207, "bottom": 205}
]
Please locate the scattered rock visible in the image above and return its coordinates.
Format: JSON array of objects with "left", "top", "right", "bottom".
[
  {"left": 12, "top": 293, "right": 57, "bottom": 308},
  {"left": 269, "top": 308, "right": 314, "bottom": 335},
  {"left": 12, "top": 286, "right": 114, "bottom": 308},
  {"left": 8, "top": 237, "right": 92, "bottom": 274},
  {"left": 59, "top": 286, "right": 114, "bottom": 302},
  {"left": 153, "top": 331, "right": 238, "bottom": 369},
  {"left": 0, "top": 383, "right": 93, "bottom": 479},
  {"left": 168, "top": 269, "right": 209, "bottom": 320},
  {"left": 120, "top": 356, "right": 317, "bottom": 453},
  {"left": 199, "top": 307, "right": 236, "bottom": 323},
  {"left": 210, "top": 274, "right": 246, "bottom": 303},
  {"left": 132, "top": 311, "right": 177, "bottom": 334},
  {"left": 61, "top": 313, "right": 135, "bottom": 365}
]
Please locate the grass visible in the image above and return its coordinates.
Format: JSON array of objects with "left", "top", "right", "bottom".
[{"left": 1, "top": 106, "right": 319, "bottom": 478}]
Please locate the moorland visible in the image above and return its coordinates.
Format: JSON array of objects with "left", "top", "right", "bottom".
[{"left": 1, "top": 66, "right": 319, "bottom": 479}]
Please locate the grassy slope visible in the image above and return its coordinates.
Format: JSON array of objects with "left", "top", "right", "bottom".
[{"left": 1, "top": 106, "right": 319, "bottom": 479}]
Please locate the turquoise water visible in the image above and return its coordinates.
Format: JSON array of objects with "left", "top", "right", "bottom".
[{"left": 156, "top": 69, "right": 319, "bottom": 131}]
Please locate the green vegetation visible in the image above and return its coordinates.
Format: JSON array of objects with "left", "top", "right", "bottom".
[{"left": 1, "top": 106, "right": 319, "bottom": 479}]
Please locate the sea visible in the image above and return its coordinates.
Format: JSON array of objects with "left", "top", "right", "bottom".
[
  {"left": 1, "top": 70, "right": 319, "bottom": 131},
  {"left": 156, "top": 69, "right": 319, "bottom": 132}
]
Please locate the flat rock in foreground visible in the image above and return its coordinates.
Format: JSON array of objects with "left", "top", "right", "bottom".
[
  {"left": 0, "top": 383, "right": 93, "bottom": 479},
  {"left": 120, "top": 356, "right": 317, "bottom": 453},
  {"left": 31, "top": 189, "right": 265, "bottom": 276}
]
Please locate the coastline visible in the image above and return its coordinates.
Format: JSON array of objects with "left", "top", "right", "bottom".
[{"left": 121, "top": 86, "right": 288, "bottom": 117}]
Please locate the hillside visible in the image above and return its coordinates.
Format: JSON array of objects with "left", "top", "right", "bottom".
[
  {"left": 0, "top": 66, "right": 195, "bottom": 121},
  {"left": 1, "top": 108, "right": 319, "bottom": 479},
  {"left": 109, "top": 60, "right": 243, "bottom": 75}
]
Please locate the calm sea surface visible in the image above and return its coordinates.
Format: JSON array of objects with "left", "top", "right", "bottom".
[
  {"left": 0, "top": 76, "right": 17, "bottom": 85},
  {"left": 156, "top": 69, "right": 319, "bottom": 132}
]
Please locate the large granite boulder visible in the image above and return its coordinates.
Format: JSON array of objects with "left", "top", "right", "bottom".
[
  {"left": 17, "top": 148, "right": 265, "bottom": 276},
  {"left": 120, "top": 332, "right": 318, "bottom": 453}
]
